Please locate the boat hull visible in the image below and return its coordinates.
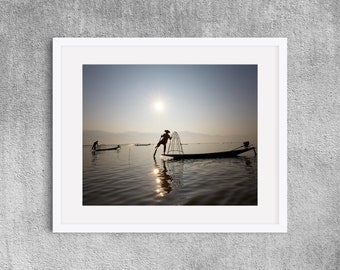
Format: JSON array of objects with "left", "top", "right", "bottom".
[
  {"left": 135, "top": 144, "right": 151, "bottom": 146},
  {"left": 93, "top": 146, "right": 119, "bottom": 152},
  {"left": 162, "top": 147, "right": 255, "bottom": 160}
]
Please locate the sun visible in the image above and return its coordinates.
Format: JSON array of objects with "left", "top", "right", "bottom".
[{"left": 154, "top": 101, "right": 164, "bottom": 112}]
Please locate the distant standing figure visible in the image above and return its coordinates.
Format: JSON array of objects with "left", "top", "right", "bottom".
[
  {"left": 91, "top": 140, "right": 99, "bottom": 151},
  {"left": 154, "top": 130, "right": 172, "bottom": 156}
]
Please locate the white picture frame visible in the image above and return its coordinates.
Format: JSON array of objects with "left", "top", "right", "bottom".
[{"left": 53, "top": 38, "right": 287, "bottom": 233}]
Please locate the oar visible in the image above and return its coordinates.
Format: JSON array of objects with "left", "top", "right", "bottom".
[
  {"left": 231, "top": 145, "right": 244, "bottom": 151},
  {"left": 231, "top": 141, "right": 251, "bottom": 151},
  {"left": 232, "top": 142, "right": 257, "bottom": 156}
]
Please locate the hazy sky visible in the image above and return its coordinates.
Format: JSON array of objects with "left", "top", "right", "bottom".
[{"left": 83, "top": 65, "right": 257, "bottom": 143}]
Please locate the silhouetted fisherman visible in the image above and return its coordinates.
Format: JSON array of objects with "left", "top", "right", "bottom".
[
  {"left": 91, "top": 140, "right": 99, "bottom": 151},
  {"left": 154, "top": 130, "right": 172, "bottom": 156}
]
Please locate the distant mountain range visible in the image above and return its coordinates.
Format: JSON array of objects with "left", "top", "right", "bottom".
[{"left": 83, "top": 130, "right": 256, "bottom": 145}]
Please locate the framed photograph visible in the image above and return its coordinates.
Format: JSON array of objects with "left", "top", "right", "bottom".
[{"left": 53, "top": 38, "right": 287, "bottom": 232}]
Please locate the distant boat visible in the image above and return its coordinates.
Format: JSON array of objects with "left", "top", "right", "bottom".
[
  {"left": 135, "top": 143, "right": 151, "bottom": 146},
  {"left": 92, "top": 145, "right": 120, "bottom": 152}
]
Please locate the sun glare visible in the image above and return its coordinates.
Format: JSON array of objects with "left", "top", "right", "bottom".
[{"left": 154, "top": 101, "right": 164, "bottom": 112}]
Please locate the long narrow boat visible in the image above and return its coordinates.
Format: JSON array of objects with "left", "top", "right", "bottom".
[
  {"left": 92, "top": 146, "right": 120, "bottom": 152},
  {"left": 162, "top": 147, "right": 255, "bottom": 160},
  {"left": 135, "top": 143, "right": 151, "bottom": 146}
]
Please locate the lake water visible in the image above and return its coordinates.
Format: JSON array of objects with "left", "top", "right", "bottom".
[{"left": 83, "top": 143, "right": 257, "bottom": 205}]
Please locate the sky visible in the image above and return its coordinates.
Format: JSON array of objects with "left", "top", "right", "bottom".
[{"left": 83, "top": 65, "right": 257, "bottom": 144}]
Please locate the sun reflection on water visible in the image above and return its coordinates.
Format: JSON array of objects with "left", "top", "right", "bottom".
[{"left": 153, "top": 158, "right": 173, "bottom": 197}]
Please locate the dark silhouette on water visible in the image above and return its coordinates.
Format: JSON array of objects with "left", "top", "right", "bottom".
[
  {"left": 94, "top": 145, "right": 120, "bottom": 152},
  {"left": 135, "top": 143, "right": 151, "bottom": 146},
  {"left": 163, "top": 141, "right": 256, "bottom": 160},
  {"left": 91, "top": 141, "right": 120, "bottom": 153},
  {"left": 153, "top": 157, "right": 173, "bottom": 196},
  {"left": 153, "top": 130, "right": 172, "bottom": 156},
  {"left": 91, "top": 140, "right": 99, "bottom": 150}
]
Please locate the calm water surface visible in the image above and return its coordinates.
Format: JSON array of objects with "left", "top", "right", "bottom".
[{"left": 83, "top": 143, "right": 257, "bottom": 205}]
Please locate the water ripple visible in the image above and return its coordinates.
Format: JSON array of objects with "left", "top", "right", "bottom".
[{"left": 83, "top": 145, "right": 257, "bottom": 205}]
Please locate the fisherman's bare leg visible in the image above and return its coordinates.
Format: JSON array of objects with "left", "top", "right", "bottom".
[{"left": 153, "top": 145, "right": 159, "bottom": 156}]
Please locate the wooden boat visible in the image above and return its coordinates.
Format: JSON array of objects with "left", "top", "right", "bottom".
[
  {"left": 92, "top": 145, "right": 120, "bottom": 152},
  {"left": 135, "top": 143, "right": 151, "bottom": 146},
  {"left": 162, "top": 147, "right": 256, "bottom": 160}
]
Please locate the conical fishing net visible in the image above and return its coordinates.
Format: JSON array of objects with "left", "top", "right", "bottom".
[{"left": 167, "top": 131, "right": 184, "bottom": 154}]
